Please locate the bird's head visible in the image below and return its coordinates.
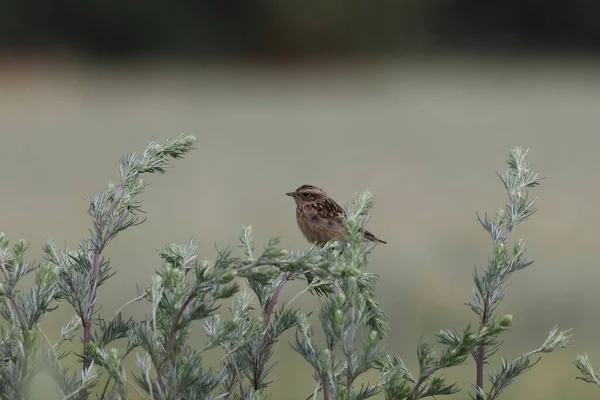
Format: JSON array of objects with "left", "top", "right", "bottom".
[{"left": 286, "top": 185, "right": 327, "bottom": 205}]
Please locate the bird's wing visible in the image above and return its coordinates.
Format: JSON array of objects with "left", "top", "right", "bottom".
[
  {"left": 315, "top": 198, "right": 345, "bottom": 223},
  {"left": 314, "top": 198, "right": 387, "bottom": 244}
]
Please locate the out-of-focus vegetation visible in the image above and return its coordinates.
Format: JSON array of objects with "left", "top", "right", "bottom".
[
  {"left": 1, "top": 0, "right": 600, "bottom": 58},
  {"left": 1, "top": 1, "right": 599, "bottom": 398},
  {"left": 1, "top": 58, "right": 600, "bottom": 399}
]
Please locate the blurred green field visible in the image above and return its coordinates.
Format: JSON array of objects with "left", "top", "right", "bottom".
[{"left": 1, "top": 56, "right": 599, "bottom": 399}]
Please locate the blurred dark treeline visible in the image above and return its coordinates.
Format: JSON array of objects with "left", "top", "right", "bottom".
[{"left": 1, "top": 0, "right": 600, "bottom": 59}]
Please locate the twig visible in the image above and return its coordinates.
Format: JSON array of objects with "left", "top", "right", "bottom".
[
  {"left": 79, "top": 250, "right": 102, "bottom": 399},
  {"left": 97, "top": 292, "right": 146, "bottom": 344},
  {"left": 287, "top": 280, "right": 323, "bottom": 309},
  {"left": 263, "top": 272, "right": 293, "bottom": 326},
  {"left": 412, "top": 376, "right": 424, "bottom": 398},
  {"left": 0, "top": 258, "right": 29, "bottom": 383},
  {"left": 126, "top": 378, "right": 146, "bottom": 399},
  {"left": 349, "top": 306, "right": 357, "bottom": 344},
  {"left": 346, "top": 305, "right": 357, "bottom": 394},
  {"left": 329, "top": 274, "right": 341, "bottom": 397},
  {"left": 0, "top": 260, "right": 26, "bottom": 329},
  {"left": 237, "top": 259, "right": 292, "bottom": 273},
  {"left": 110, "top": 292, "right": 146, "bottom": 322},
  {"left": 99, "top": 377, "right": 112, "bottom": 400},
  {"left": 83, "top": 251, "right": 102, "bottom": 368},
  {"left": 228, "top": 352, "right": 247, "bottom": 399},
  {"left": 157, "top": 293, "right": 196, "bottom": 390},
  {"left": 0, "top": 259, "right": 10, "bottom": 282},
  {"left": 143, "top": 358, "right": 154, "bottom": 400},
  {"left": 218, "top": 336, "right": 263, "bottom": 365},
  {"left": 252, "top": 272, "right": 293, "bottom": 390},
  {"left": 476, "top": 299, "right": 489, "bottom": 400},
  {"left": 38, "top": 326, "right": 59, "bottom": 362},
  {"left": 323, "top": 338, "right": 335, "bottom": 400},
  {"left": 162, "top": 294, "right": 195, "bottom": 366},
  {"left": 310, "top": 381, "right": 320, "bottom": 400}
]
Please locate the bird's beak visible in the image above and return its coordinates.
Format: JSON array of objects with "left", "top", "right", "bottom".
[{"left": 285, "top": 192, "right": 294, "bottom": 197}]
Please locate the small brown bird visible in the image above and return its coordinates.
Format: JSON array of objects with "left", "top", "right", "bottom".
[{"left": 286, "top": 184, "right": 387, "bottom": 246}]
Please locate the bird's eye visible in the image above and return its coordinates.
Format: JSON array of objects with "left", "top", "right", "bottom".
[{"left": 302, "top": 193, "right": 310, "bottom": 197}]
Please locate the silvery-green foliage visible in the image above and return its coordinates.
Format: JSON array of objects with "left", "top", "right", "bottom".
[
  {"left": 0, "top": 235, "right": 62, "bottom": 400},
  {"left": 291, "top": 191, "right": 506, "bottom": 400},
  {"left": 466, "top": 147, "right": 571, "bottom": 400},
  {"left": 575, "top": 353, "right": 600, "bottom": 387},
  {"left": 0, "top": 140, "right": 573, "bottom": 400}
]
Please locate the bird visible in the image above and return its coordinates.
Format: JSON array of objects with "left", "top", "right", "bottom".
[{"left": 285, "top": 184, "right": 387, "bottom": 246}]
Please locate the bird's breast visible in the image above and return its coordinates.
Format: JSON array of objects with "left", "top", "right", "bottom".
[{"left": 295, "top": 204, "right": 344, "bottom": 245}]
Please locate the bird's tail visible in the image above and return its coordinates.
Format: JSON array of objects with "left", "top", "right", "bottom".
[{"left": 364, "top": 230, "right": 387, "bottom": 244}]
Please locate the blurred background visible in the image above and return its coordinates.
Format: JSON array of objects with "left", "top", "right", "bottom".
[{"left": 1, "top": 1, "right": 600, "bottom": 399}]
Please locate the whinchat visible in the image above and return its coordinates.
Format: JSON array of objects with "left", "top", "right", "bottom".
[{"left": 286, "top": 184, "right": 387, "bottom": 246}]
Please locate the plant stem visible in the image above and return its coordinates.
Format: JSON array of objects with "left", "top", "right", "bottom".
[
  {"left": 323, "top": 380, "right": 330, "bottom": 400},
  {"left": 81, "top": 250, "right": 102, "bottom": 398},
  {"left": 163, "top": 294, "right": 194, "bottom": 366},
  {"left": 329, "top": 274, "right": 340, "bottom": 397},
  {"left": 287, "top": 277, "right": 328, "bottom": 309},
  {"left": 476, "top": 345, "right": 485, "bottom": 398},
  {"left": 99, "top": 376, "right": 112, "bottom": 400},
  {"left": 349, "top": 306, "right": 357, "bottom": 343},
  {"left": 238, "top": 259, "right": 292, "bottom": 273},
  {"left": 311, "top": 381, "right": 320, "bottom": 400},
  {"left": 323, "top": 338, "right": 334, "bottom": 400},
  {"left": 83, "top": 251, "right": 101, "bottom": 370},
  {"left": 228, "top": 353, "right": 246, "bottom": 399},
  {"left": 157, "top": 293, "right": 196, "bottom": 390},
  {"left": 476, "top": 300, "right": 489, "bottom": 400},
  {"left": 346, "top": 305, "right": 357, "bottom": 394},
  {"left": 263, "top": 272, "right": 293, "bottom": 326},
  {"left": 252, "top": 272, "right": 293, "bottom": 390},
  {"left": 0, "top": 260, "right": 26, "bottom": 329}
]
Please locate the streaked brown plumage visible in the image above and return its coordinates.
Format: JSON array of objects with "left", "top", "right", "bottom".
[{"left": 285, "top": 184, "right": 387, "bottom": 246}]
